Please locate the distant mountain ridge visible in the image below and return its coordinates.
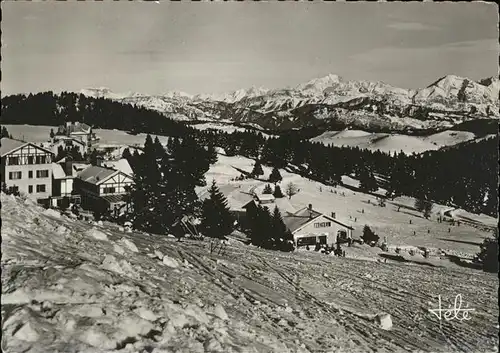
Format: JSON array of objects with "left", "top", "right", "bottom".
[{"left": 79, "top": 74, "right": 500, "bottom": 132}]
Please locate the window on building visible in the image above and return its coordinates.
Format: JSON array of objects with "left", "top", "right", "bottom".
[
  {"left": 103, "top": 186, "right": 116, "bottom": 194},
  {"left": 27, "top": 156, "right": 34, "bottom": 164},
  {"left": 297, "top": 236, "right": 317, "bottom": 246},
  {"left": 29, "top": 171, "right": 33, "bottom": 178},
  {"left": 36, "top": 184, "right": 46, "bottom": 193},
  {"left": 337, "top": 230, "right": 348, "bottom": 240},
  {"left": 314, "top": 221, "right": 331, "bottom": 228},
  {"left": 35, "top": 155, "right": 47, "bottom": 164},
  {"left": 36, "top": 170, "right": 49, "bottom": 178},
  {"left": 8, "top": 157, "right": 20, "bottom": 165},
  {"left": 318, "top": 235, "right": 327, "bottom": 244},
  {"left": 9, "top": 171, "right": 22, "bottom": 180},
  {"left": 28, "top": 185, "right": 33, "bottom": 193}
]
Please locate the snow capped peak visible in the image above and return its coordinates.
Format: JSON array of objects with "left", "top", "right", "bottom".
[
  {"left": 161, "top": 91, "right": 193, "bottom": 100},
  {"left": 79, "top": 87, "right": 143, "bottom": 100},
  {"left": 296, "top": 74, "right": 343, "bottom": 94},
  {"left": 426, "top": 75, "right": 469, "bottom": 89},
  {"left": 80, "top": 87, "right": 113, "bottom": 96}
]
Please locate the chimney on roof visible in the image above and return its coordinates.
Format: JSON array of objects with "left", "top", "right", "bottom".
[
  {"left": 308, "top": 204, "right": 313, "bottom": 219},
  {"left": 64, "top": 160, "right": 73, "bottom": 176},
  {"left": 96, "top": 156, "right": 103, "bottom": 167},
  {"left": 331, "top": 212, "right": 336, "bottom": 219}
]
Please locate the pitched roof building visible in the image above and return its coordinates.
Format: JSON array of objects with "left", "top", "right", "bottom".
[{"left": 282, "top": 205, "right": 354, "bottom": 247}]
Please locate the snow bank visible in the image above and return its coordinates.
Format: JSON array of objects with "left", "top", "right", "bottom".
[{"left": 85, "top": 228, "right": 109, "bottom": 241}]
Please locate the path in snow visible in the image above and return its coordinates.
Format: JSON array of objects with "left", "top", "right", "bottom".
[{"left": 1, "top": 194, "right": 498, "bottom": 353}]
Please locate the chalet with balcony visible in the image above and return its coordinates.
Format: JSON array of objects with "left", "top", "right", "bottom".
[
  {"left": 74, "top": 165, "right": 133, "bottom": 216},
  {"left": 1, "top": 138, "right": 54, "bottom": 203},
  {"left": 57, "top": 122, "right": 99, "bottom": 153},
  {"left": 282, "top": 205, "right": 354, "bottom": 248}
]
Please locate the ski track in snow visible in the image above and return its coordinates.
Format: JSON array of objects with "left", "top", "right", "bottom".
[{"left": 2, "top": 193, "right": 498, "bottom": 353}]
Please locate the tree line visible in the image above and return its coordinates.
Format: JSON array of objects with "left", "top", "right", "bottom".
[
  {"left": 198, "top": 129, "right": 498, "bottom": 217},
  {"left": 2, "top": 91, "right": 497, "bottom": 217},
  {"left": 1, "top": 91, "right": 192, "bottom": 137}
]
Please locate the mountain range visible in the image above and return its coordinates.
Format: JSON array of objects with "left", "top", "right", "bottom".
[{"left": 80, "top": 74, "right": 500, "bottom": 132}]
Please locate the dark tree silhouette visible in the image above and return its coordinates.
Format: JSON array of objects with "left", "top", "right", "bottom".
[
  {"left": 268, "top": 167, "right": 283, "bottom": 185},
  {"left": 200, "top": 180, "right": 235, "bottom": 239}
]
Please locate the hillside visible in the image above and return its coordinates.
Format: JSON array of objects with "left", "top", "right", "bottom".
[
  {"left": 310, "top": 129, "right": 479, "bottom": 154},
  {"left": 2, "top": 189, "right": 498, "bottom": 353},
  {"left": 77, "top": 74, "right": 499, "bottom": 132}
]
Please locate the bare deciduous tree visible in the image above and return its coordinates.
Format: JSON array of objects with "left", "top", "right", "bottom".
[{"left": 285, "top": 182, "right": 298, "bottom": 199}]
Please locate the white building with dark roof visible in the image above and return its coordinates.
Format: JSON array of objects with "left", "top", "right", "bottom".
[
  {"left": 282, "top": 205, "right": 354, "bottom": 247},
  {"left": 75, "top": 165, "right": 133, "bottom": 215},
  {"left": 1, "top": 137, "right": 54, "bottom": 203}
]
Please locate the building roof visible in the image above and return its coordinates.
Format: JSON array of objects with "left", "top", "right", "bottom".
[
  {"left": 1, "top": 138, "right": 54, "bottom": 157},
  {"left": 72, "top": 163, "right": 92, "bottom": 172},
  {"left": 282, "top": 206, "right": 354, "bottom": 233},
  {"left": 65, "top": 122, "right": 91, "bottom": 134},
  {"left": 101, "top": 194, "right": 127, "bottom": 204},
  {"left": 53, "top": 136, "right": 86, "bottom": 146},
  {"left": 102, "top": 158, "right": 133, "bottom": 176},
  {"left": 0, "top": 138, "right": 26, "bottom": 157},
  {"left": 52, "top": 163, "right": 67, "bottom": 179},
  {"left": 52, "top": 162, "right": 79, "bottom": 179},
  {"left": 198, "top": 184, "right": 255, "bottom": 211},
  {"left": 77, "top": 166, "right": 118, "bottom": 185},
  {"left": 282, "top": 208, "right": 323, "bottom": 233},
  {"left": 256, "top": 194, "right": 275, "bottom": 202}
]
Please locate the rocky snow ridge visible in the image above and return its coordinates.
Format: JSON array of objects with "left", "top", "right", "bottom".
[{"left": 79, "top": 74, "right": 499, "bottom": 131}]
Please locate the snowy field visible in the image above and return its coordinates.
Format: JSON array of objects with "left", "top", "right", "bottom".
[
  {"left": 310, "top": 129, "right": 477, "bottom": 154},
  {"left": 3, "top": 125, "right": 169, "bottom": 148},
  {"left": 200, "top": 154, "right": 497, "bottom": 257},
  {"left": 2, "top": 193, "right": 498, "bottom": 353},
  {"left": 190, "top": 123, "right": 248, "bottom": 134}
]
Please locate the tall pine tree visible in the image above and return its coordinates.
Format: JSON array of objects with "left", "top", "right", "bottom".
[{"left": 200, "top": 180, "right": 235, "bottom": 239}]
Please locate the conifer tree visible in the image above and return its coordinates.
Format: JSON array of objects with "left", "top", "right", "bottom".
[
  {"left": 153, "top": 136, "right": 165, "bottom": 161},
  {"left": 273, "top": 185, "right": 284, "bottom": 198},
  {"left": 358, "top": 165, "right": 378, "bottom": 193},
  {"left": 250, "top": 160, "right": 264, "bottom": 178},
  {"left": 246, "top": 204, "right": 272, "bottom": 247},
  {"left": 1, "top": 126, "right": 9, "bottom": 138},
  {"left": 50, "top": 128, "right": 55, "bottom": 139},
  {"left": 415, "top": 197, "right": 433, "bottom": 219},
  {"left": 206, "top": 143, "right": 218, "bottom": 164},
  {"left": 268, "top": 167, "right": 283, "bottom": 185},
  {"left": 200, "top": 180, "right": 235, "bottom": 239},
  {"left": 122, "top": 147, "right": 132, "bottom": 160},
  {"left": 263, "top": 184, "right": 273, "bottom": 194}
]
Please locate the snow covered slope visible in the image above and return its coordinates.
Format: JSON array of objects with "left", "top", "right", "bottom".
[
  {"left": 2, "top": 190, "right": 498, "bottom": 353},
  {"left": 78, "top": 74, "right": 499, "bottom": 132},
  {"left": 310, "top": 129, "right": 477, "bottom": 154}
]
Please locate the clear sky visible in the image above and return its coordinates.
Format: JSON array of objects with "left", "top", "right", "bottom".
[{"left": 2, "top": 1, "right": 498, "bottom": 96}]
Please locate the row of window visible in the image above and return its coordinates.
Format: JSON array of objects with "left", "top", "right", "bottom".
[
  {"left": 29, "top": 185, "right": 47, "bottom": 193},
  {"left": 102, "top": 187, "right": 116, "bottom": 194},
  {"left": 314, "top": 221, "right": 332, "bottom": 228},
  {"left": 9, "top": 170, "right": 49, "bottom": 180},
  {"left": 7, "top": 156, "right": 49, "bottom": 165}
]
